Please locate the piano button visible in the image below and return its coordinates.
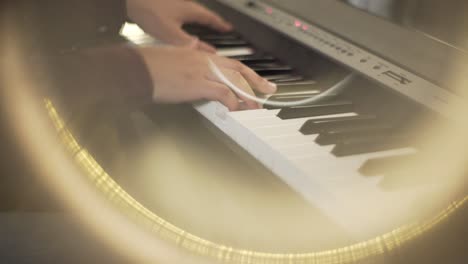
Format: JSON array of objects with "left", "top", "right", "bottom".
[
  {"left": 277, "top": 100, "right": 354, "bottom": 119},
  {"left": 358, "top": 154, "right": 416, "bottom": 176},
  {"left": 331, "top": 134, "right": 413, "bottom": 157},
  {"left": 300, "top": 115, "right": 379, "bottom": 135},
  {"left": 315, "top": 125, "right": 397, "bottom": 146}
]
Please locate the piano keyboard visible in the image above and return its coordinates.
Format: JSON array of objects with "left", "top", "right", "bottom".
[
  {"left": 184, "top": 24, "right": 450, "bottom": 239},
  {"left": 121, "top": 20, "right": 453, "bottom": 239}
]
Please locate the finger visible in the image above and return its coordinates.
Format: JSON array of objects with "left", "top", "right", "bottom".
[
  {"left": 186, "top": 37, "right": 200, "bottom": 49},
  {"left": 166, "top": 26, "right": 216, "bottom": 53},
  {"left": 215, "top": 58, "right": 277, "bottom": 94},
  {"left": 154, "top": 22, "right": 195, "bottom": 46},
  {"left": 183, "top": 2, "right": 233, "bottom": 32},
  {"left": 197, "top": 40, "right": 216, "bottom": 53},
  {"left": 217, "top": 69, "right": 260, "bottom": 109},
  {"left": 203, "top": 82, "right": 240, "bottom": 111}
]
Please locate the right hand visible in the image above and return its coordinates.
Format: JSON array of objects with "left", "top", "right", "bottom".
[
  {"left": 126, "top": 0, "right": 233, "bottom": 53},
  {"left": 136, "top": 45, "right": 277, "bottom": 111}
]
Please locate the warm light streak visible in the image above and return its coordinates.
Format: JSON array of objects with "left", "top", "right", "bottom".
[{"left": 44, "top": 99, "right": 467, "bottom": 263}]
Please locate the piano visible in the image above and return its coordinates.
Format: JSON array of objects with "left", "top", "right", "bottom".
[{"left": 122, "top": 0, "right": 467, "bottom": 240}]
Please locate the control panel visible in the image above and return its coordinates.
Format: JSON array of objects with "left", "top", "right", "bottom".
[{"left": 219, "top": 0, "right": 467, "bottom": 120}]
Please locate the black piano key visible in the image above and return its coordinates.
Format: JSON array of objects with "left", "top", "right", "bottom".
[
  {"left": 264, "top": 94, "right": 338, "bottom": 110},
  {"left": 183, "top": 24, "right": 220, "bottom": 35},
  {"left": 200, "top": 33, "right": 241, "bottom": 41},
  {"left": 274, "top": 82, "right": 320, "bottom": 96},
  {"left": 249, "top": 62, "right": 291, "bottom": 69},
  {"left": 183, "top": 25, "right": 245, "bottom": 45},
  {"left": 251, "top": 65, "right": 294, "bottom": 75},
  {"left": 274, "top": 75, "right": 305, "bottom": 83},
  {"left": 263, "top": 74, "right": 302, "bottom": 82},
  {"left": 300, "top": 115, "right": 378, "bottom": 135},
  {"left": 230, "top": 54, "right": 276, "bottom": 63},
  {"left": 209, "top": 39, "right": 250, "bottom": 48},
  {"left": 183, "top": 24, "right": 240, "bottom": 36},
  {"left": 276, "top": 80, "right": 317, "bottom": 88},
  {"left": 256, "top": 69, "right": 294, "bottom": 76},
  {"left": 358, "top": 154, "right": 416, "bottom": 176},
  {"left": 269, "top": 94, "right": 325, "bottom": 101},
  {"left": 277, "top": 100, "right": 354, "bottom": 119},
  {"left": 331, "top": 135, "right": 413, "bottom": 157},
  {"left": 315, "top": 125, "right": 396, "bottom": 145}
]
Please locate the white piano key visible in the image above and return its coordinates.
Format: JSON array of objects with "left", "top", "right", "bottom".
[
  {"left": 127, "top": 21, "right": 452, "bottom": 240},
  {"left": 217, "top": 47, "right": 255, "bottom": 57},
  {"left": 294, "top": 147, "right": 416, "bottom": 172},
  {"left": 231, "top": 106, "right": 356, "bottom": 123},
  {"left": 251, "top": 122, "right": 307, "bottom": 137},
  {"left": 228, "top": 109, "right": 276, "bottom": 120},
  {"left": 275, "top": 142, "right": 334, "bottom": 159},
  {"left": 265, "top": 134, "right": 316, "bottom": 147},
  {"left": 292, "top": 148, "right": 417, "bottom": 188},
  {"left": 250, "top": 118, "right": 312, "bottom": 136},
  {"left": 235, "top": 116, "right": 285, "bottom": 128},
  {"left": 236, "top": 112, "right": 357, "bottom": 128},
  {"left": 193, "top": 99, "right": 441, "bottom": 241},
  {"left": 273, "top": 89, "right": 321, "bottom": 96}
]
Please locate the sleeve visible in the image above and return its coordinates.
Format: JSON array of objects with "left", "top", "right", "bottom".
[
  {"left": 40, "top": 44, "right": 154, "bottom": 133},
  {"left": 2, "top": 0, "right": 128, "bottom": 53}
]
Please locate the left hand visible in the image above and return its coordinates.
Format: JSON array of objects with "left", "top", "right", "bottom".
[
  {"left": 126, "top": 0, "right": 233, "bottom": 53},
  {"left": 135, "top": 44, "right": 277, "bottom": 110}
]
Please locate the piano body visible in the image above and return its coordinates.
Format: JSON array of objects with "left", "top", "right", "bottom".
[{"left": 120, "top": 0, "right": 468, "bottom": 247}]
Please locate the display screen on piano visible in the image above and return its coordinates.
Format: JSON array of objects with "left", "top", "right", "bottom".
[{"left": 121, "top": 0, "right": 467, "bottom": 241}]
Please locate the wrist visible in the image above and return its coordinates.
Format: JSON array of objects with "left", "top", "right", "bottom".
[{"left": 134, "top": 47, "right": 160, "bottom": 102}]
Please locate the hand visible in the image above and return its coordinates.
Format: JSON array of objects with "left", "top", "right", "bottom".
[
  {"left": 136, "top": 45, "right": 277, "bottom": 111},
  {"left": 126, "top": 0, "right": 233, "bottom": 53}
]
